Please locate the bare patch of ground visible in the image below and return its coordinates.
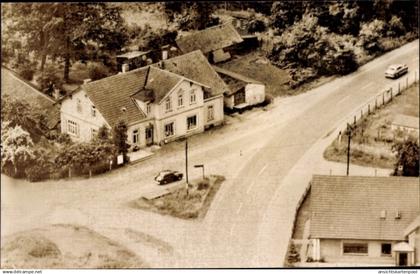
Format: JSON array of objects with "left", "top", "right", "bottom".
[
  {"left": 1, "top": 224, "right": 147, "bottom": 269},
  {"left": 130, "top": 175, "right": 225, "bottom": 220},
  {"left": 324, "top": 84, "right": 419, "bottom": 169}
]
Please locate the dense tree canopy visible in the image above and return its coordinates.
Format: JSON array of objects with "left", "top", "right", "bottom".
[
  {"left": 392, "top": 139, "right": 419, "bottom": 177},
  {"left": 3, "top": 3, "right": 129, "bottom": 81}
]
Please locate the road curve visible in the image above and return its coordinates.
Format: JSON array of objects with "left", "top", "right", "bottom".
[{"left": 191, "top": 40, "right": 419, "bottom": 267}]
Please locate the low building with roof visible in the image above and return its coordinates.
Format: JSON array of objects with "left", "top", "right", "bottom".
[
  {"left": 60, "top": 63, "right": 224, "bottom": 146},
  {"left": 391, "top": 114, "right": 419, "bottom": 137},
  {"left": 175, "top": 23, "right": 243, "bottom": 63},
  {"left": 302, "top": 175, "right": 420, "bottom": 266},
  {"left": 116, "top": 50, "right": 153, "bottom": 72},
  {"left": 213, "top": 66, "right": 265, "bottom": 110}
]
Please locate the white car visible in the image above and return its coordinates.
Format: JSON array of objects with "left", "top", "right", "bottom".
[{"left": 385, "top": 64, "right": 408, "bottom": 79}]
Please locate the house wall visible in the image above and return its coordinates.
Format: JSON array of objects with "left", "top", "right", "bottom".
[
  {"left": 60, "top": 90, "right": 108, "bottom": 142},
  {"left": 319, "top": 239, "right": 396, "bottom": 265},
  {"left": 245, "top": 83, "right": 265, "bottom": 106},
  {"left": 408, "top": 228, "right": 420, "bottom": 265},
  {"left": 204, "top": 95, "right": 224, "bottom": 128},
  {"left": 224, "top": 95, "right": 235, "bottom": 109}
]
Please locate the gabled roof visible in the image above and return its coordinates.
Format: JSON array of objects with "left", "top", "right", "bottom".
[
  {"left": 176, "top": 23, "right": 243, "bottom": 54},
  {"left": 404, "top": 215, "right": 420, "bottom": 236},
  {"left": 1, "top": 67, "right": 60, "bottom": 129},
  {"left": 392, "top": 114, "right": 419, "bottom": 130},
  {"left": 213, "top": 66, "right": 262, "bottom": 95},
  {"left": 310, "top": 175, "right": 420, "bottom": 241},
  {"left": 154, "top": 50, "right": 229, "bottom": 97},
  {"left": 81, "top": 65, "right": 202, "bottom": 127}
]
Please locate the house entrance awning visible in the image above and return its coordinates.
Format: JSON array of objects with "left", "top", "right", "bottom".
[{"left": 393, "top": 242, "right": 414, "bottom": 252}]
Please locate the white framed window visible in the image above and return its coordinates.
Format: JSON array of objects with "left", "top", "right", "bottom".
[
  {"left": 132, "top": 129, "right": 139, "bottom": 144},
  {"left": 146, "top": 103, "right": 151, "bottom": 114},
  {"left": 190, "top": 90, "right": 196, "bottom": 104},
  {"left": 77, "top": 99, "right": 82, "bottom": 113},
  {"left": 91, "top": 128, "right": 98, "bottom": 139},
  {"left": 178, "top": 93, "right": 184, "bottom": 107},
  {"left": 91, "top": 105, "right": 96, "bottom": 117},
  {"left": 164, "top": 122, "right": 174, "bottom": 137},
  {"left": 187, "top": 115, "right": 197, "bottom": 130},
  {"left": 207, "top": 105, "right": 214, "bottom": 121},
  {"left": 343, "top": 242, "right": 368, "bottom": 255},
  {"left": 165, "top": 98, "right": 172, "bottom": 112},
  {"left": 67, "top": 120, "right": 79, "bottom": 136}
]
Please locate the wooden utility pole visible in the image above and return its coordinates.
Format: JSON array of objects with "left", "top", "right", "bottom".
[
  {"left": 346, "top": 124, "right": 352, "bottom": 176},
  {"left": 185, "top": 138, "right": 189, "bottom": 196}
]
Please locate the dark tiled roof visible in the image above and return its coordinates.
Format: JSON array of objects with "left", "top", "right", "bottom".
[
  {"left": 155, "top": 50, "right": 229, "bottom": 97},
  {"left": 176, "top": 23, "right": 243, "bottom": 54},
  {"left": 213, "top": 66, "right": 262, "bottom": 95},
  {"left": 310, "top": 175, "right": 420, "bottom": 241},
  {"left": 82, "top": 66, "right": 189, "bottom": 126},
  {"left": 392, "top": 114, "right": 419, "bottom": 130},
  {"left": 1, "top": 67, "right": 60, "bottom": 129},
  {"left": 144, "top": 66, "right": 182, "bottom": 103},
  {"left": 82, "top": 67, "right": 149, "bottom": 126}
]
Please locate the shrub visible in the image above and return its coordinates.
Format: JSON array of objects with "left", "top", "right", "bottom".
[
  {"left": 87, "top": 62, "right": 111, "bottom": 81},
  {"left": 25, "top": 148, "right": 55, "bottom": 182},
  {"left": 247, "top": 19, "right": 266, "bottom": 33},
  {"left": 18, "top": 67, "right": 35, "bottom": 81},
  {"left": 37, "top": 68, "right": 63, "bottom": 96},
  {"left": 57, "top": 133, "right": 72, "bottom": 145}
]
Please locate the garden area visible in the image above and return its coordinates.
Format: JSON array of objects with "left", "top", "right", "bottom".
[
  {"left": 324, "top": 84, "right": 419, "bottom": 174},
  {"left": 1, "top": 94, "right": 132, "bottom": 182},
  {"left": 130, "top": 175, "right": 225, "bottom": 220}
]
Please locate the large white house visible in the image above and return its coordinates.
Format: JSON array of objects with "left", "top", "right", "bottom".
[{"left": 60, "top": 61, "right": 224, "bottom": 147}]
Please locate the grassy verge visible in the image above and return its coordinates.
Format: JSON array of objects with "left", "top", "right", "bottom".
[
  {"left": 324, "top": 84, "right": 419, "bottom": 169},
  {"left": 130, "top": 175, "right": 225, "bottom": 220}
]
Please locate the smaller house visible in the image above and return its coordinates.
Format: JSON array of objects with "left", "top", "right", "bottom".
[
  {"left": 213, "top": 66, "right": 265, "bottom": 110},
  {"left": 391, "top": 114, "right": 419, "bottom": 136},
  {"left": 175, "top": 23, "right": 243, "bottom": 63},
  {"left": 305, "top": 175, "right": 420, "bottom": 266},
  {"left": 116, "top": 50, "right": 152, "bottom": 72}
]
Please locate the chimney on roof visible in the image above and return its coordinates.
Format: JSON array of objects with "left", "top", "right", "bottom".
[
  {"left": 162, "top": 50, "right": 168, "bottom": 60},
  {"left": 122, "top": 63, "right": 129, "bottom": 73},
  {"left": 380, "top": 210, "right": 387, "bottom": 219},
  {"left": 158, "top": 60, "right": 165, "bottom": 69}
]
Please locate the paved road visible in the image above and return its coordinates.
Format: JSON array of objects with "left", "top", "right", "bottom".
[
  {"left": 181, "top": 40, "right": 419, "bottom": 267},
  {"left": 1, "top": 40, "right": 418, "bottom": 268}
]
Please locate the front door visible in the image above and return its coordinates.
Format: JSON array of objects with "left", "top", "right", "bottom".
[
  {"left": 398, "top": 253, "right": 408, "bottom": 266},
  {"left": 145, "top": 126, "right": 153, "bottom": 146}
]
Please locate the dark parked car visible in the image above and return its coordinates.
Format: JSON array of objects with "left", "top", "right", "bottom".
[
  {"left": 385, "top": 64, "right": 408, "bottom": 79},
  {"left": 154, "top": 170, "right": 183, "bottom": 185}
]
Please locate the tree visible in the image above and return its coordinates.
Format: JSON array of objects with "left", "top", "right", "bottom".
[
  {"left": 1, "top": 125, "right": 36, "bottom": 177},
  {"left": 1, "top": 95, "right": 48, "bottom": 142},
  {"left": 164, "top": 2, "right": 216, "bottom": 30},
  {"left": 359, "top": 19, "right": 386, "bottom": 54},
  {"left": 96, "top": 125, "right": 111, "bottom": 143},
  {"left": 392, "top": 139, "right": 419, "bottom": 177},
  {"left": 5, "top": 3, "right": 129, "bottom": 81},
  {"left": 270, "top": 1, "right": 306, "bottom": 31},
  {"left": 113, "top": 120, "right": 130, "bottom": 164}
]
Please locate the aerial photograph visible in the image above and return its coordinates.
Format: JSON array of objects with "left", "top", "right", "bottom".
[{"left": 1, "top": 1, "right": 419, "bottom": 271}]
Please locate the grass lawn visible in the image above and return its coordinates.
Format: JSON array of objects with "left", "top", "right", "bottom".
[
  {"left": 324, "top": 83, "right": 419, "bottom": 169},
  {"left": 130, "top": 175, "right": 225, "bottom": 220},
  {"left": 1, "top": 224, "right": 147, "bottom": 268}
]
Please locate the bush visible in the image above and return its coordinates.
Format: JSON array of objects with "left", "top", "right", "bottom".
[
  {"left": 87, "top": 62, "right": 111, "bottom": 81},
  {"left": 37, "top": 68, "right": 63, "bottom": 96},
  {"left": 18, "top": 67, "right": 35, "bottom": 81},
  {"left": 247, "top": 19, "right": 266, "bottom": 33},
  {"left": 57, "top": 133, "right": 72, "bottom": 145}
]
